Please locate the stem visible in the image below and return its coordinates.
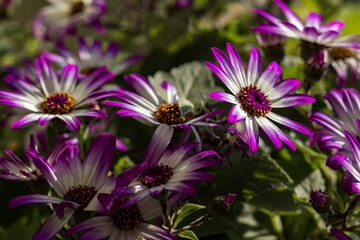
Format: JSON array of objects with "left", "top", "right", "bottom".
[
  {"left": 172, "top": 213, "right": 212, "bottom": 235},
  {"left": 271, "top": 215, "right": 285, "bottom": 240},
  {"left": 159, "top": 197, "right": 172, "bottom": 230}
]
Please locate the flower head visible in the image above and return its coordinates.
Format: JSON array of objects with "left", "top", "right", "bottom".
[
  {"left": 102, "top": 73, "right": 224, "bottom": 150},
  {"left": 0, "top": 57, "right": 116, "bottom": 131},
  {"left": 41, "top": 38, "right": 144, "bottom": 77},
  {"left": 252, "top": 0, "right": 360, "bottom": 59},
  {"left": 113, "top": 137, "right": 220, "bottom": 207},
  {"left": 206, "top": 43, "right": 314, "bottom": 152},
  {"left": 33, "top": 0, "right": 106, "bottom": 40},
  {"left": 8, "top": 133, "right": 117, "bottom": 240}
]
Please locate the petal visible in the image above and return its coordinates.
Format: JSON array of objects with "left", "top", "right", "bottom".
[
  {"left": 267, "top": 78, "right": 300, "bottom": 100},
  {"left": 59, "top": 64, "right": 78, "bottom": 93},
  {"left": 209, "top": 91, "right": 237, "bottom": 104},
  {"left": 8, "top": 195, "right": 62, "bottom": 208},
  {"left": 344, "top": 130, "right": 360, "bottom": 167},
  {"left": 247, "top": 47, "right": 263, "bottom": 86},
  {"left": 11, "top": 113, "right": 41, "bottom": 129},
  {"left": 273, "top": 0, "right": 304, "bottom": 30},
  {"left": 143, "top": 124, "right": 174, "bottom": 166},
  {"left": 305, "top": 12, "right": 322, "bottom": 30},
  {"left": 256, "top": 61, "right": 281, "bottom": 93},
  {"left": 228, "top": 105, "right": 247, "bottom": 123},
  {"left": 57, "top": 115, "right": 81, "bottom": 131},
  {"left": 271, "top": 93, "right": 315, "bottom": 108},
  {"left": 245, "top": 117, "right": 259, "bottom": 152},
  {"left": 161, "top": 81, "right": 179, "bottom": 103},
  {"left": 256, "top": 117, "right": 282, "bottom": 149},
  {"left": 267, "top": 112, "right": 312, "bottom": 136},
  {"left": 124, "top": 73, "right": 160, "bottom": 106},
  {"left": 226, "top": 42, "right": 246, "bottom": 86},
  {"left": 205, "top": 61, "right": 240, "bottom": 95}
]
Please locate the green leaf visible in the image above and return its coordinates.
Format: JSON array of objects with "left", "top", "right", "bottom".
[
  {"left": 178, "top": 230, "right": 199, "bottom": 240},
  {"left": 174, "top": 203, "right": 206, "bottom": 228},
  {"left": 293, "top": 169, "right": 326, "bottom": 200},
  {"left": 113, "top": 155, "right": 135, "bottom": 176},
  {"left": 148, "top": 61, "right": 223, "bottom": 108}
]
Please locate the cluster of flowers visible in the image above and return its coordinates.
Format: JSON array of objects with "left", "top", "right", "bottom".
[{"left": 1, "top": 0, "right": 360, "bottom": 239}]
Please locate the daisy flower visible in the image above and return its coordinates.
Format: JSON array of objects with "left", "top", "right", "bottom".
[
  {"left": 114, "top": 136, "right": 219, "bottom": 207},
  {"left": 102, "top": 73, "right": 224, "bottom": 153},
  {"left": 8, "top": 133, "right": 117, "bottom": 240},
  {"left": 0, "top": 57, "right": 116, "bottom": 131},
  {"left": 67, "top": 167, "right": 180, "bottom": 240},
  {"left": 0, "top": 134, "right": 77, "bottom": 182},
  {"left": 33, "top": 0, "right": 106, "bottom": 40},
  {"left": 206, "top": 43, "right": 314, "bottom": 152},
  {"left": 41, "top": 37, "right": 144, "bottom": 77},
  {"left": 252, "top": 0, "right": 360, "bottom": 60},
  {"left": 310, "top": 88, "right": 360, "bottom": 194},
  {"left": 3, "top": 59, "right": 38, "bottom": 84}
]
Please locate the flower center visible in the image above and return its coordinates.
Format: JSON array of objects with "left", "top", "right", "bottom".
[
  {"left": 329, "top": 47, "right": 355, "bottom": 60},
  {"left": 239, "top": 84, "right": 271, "bottom": 117},
  {"left": 39, "top": 91, "right": 75, "bottom": 114},
  {"left": 112, "top": 205, "right": 144, "bottom": 229},
  {"left": 70, "top": 0, "right": 84, "bottom": 16},
  {"left": 80, "top": 67, "right": 94, "bottom": 75},
  {"left": 63, "top": 185, "right": 97, "bottom": 209},
  {"left": 139, "top": 164, "right": 174, "bottom": 188},
  {"left": 155, "top": 103, "right": 191, "bottom": 125}
]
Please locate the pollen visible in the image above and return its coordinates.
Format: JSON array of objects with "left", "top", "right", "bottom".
[
  {"left": 39, "top": 91, "right": 75, "bottom": 114},
  {"left": 239, "top": 84, "right": 272, "bottom": 117},
  {"left": 70, "top": 0, "right": 84, "bottom": 16},
  {"left": 63, "top": 185, "right": 97, "bottom": 209},
  {"left": 155, "top": 103, "right": 191, "bottom": 125},
  {"left": 329, "top": 47, "right": 355, "bottom": 60},
  {"left": 112, "top": 205, "right": 144, "bottom": 230},
  {"left": 139, "top": 164, "right": 174, "bottom": 188}
]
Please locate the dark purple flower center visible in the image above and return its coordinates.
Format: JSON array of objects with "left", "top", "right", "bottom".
[
  {"left": 39, "top": 91, "right": 75, "bottom": 114},
  {"left": 63, "top": 185, "right": 97, "bottom": 209},
  {"left": 70, "top": 0, "right": 84, "bottom": 16},
  {"left": 155, "top": 103, "right": 191, "bottom": 125},
  {"left": 139, "top": 164, "right": 174, "bottom": 188},
  {"left": 239, "top": 84, "right": 271, "bottom": 117},
  {"left": 112, "top": 205, "right": 144, "bottom": 229},
  {"left": 329, "top": 47, "right": 355, "bottom": 60}
]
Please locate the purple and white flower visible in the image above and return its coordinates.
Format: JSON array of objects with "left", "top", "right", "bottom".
[
  {"left": 102, "top": 73, "right": 224, "bottom": 150},
  {"left": 206, "top": 43, "right": 314, "bottom": 152},
  {"left": 3, "top": 59, "right": 38, "bottom": 84},
  {"left": 41, "top": 37, "right": 144, "bottom": 77},
  {"left": 310, "top": 88, "right": 360, "bottom": 194},
  {"left": 252, "top": 0, "right": 360, "bottom": 50},
  {"left": 114, "top": 137, "right": 219, "bottom": 207},
  {"left": 0, "top": 57, "right": 116, "bottom": 131},
  {"left": 8, "top": 133, "right": 117, "bottom": 240},
  {"left": 0, "top": 135, "right": 77, "bottom": 182},
  {"left": 33, "top": 0, "right": 106, "bottom": 40}
]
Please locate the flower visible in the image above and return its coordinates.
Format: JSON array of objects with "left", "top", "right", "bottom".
[
  {"left": 33, "top": 0, "right": 106, "bottom": 40},
  {"left": 206, "top": 43, "right": 314, "bottom": 152},
  {"left": 41, "top": 37, "right": 144, "bottom": 77},
  {"left": 0, "top": 57, "right": 116, "bottom": 131},
  {"left": 309, "top": 190, "right": 332, "bottom": 213},
  {"left": 67, "top": 168, "right": 180, "bottom": 240},
  {"left": 0, "top": 134, "right": 77, "bottom": 182},
  {"left": 8, "top": 133, "right": 117, "bottom": 240},
  {"left": 102, "top": 73, "right": 224, "bottom": 151},
  {"left": 3, "top": 59, "right": 38, "bottom": 84},
  {"left": 325, "top": 48, "right": 360, "bottom": 88},
  {"left": 310, "top": 88, "right": 360, "bottom": 194},
  {"left": 252, "top": 0, "right": 360, "bottom": 60},
  {"left": 113, "top": 138, "right": 219, "bottom": 207},
  {"left": 208, "top": 193, "right": 236, "bottom": 217}
]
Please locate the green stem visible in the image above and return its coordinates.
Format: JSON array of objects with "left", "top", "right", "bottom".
[
  {"left": 271, "top": 215, "right": 284, "bottom": 240},
  {"left": 172, "top": 213, "right": 212, "bottom": 235}
]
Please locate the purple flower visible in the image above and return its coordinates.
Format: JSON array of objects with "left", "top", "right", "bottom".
[
  {"left": 310, "top": 89, "right": 360, "bottom": 194},
  {"left": 0, "top": 135, "right": 77, "bottom": 182},
  {"left": 253, "top": 0, "right": 360, "bottom": 49},
  {"left": 0, "top": 57, "right": 116, "bottom": 131},
  {"left": 206, "top": 43, "right": 314, "bottom": 152},
  {"left": 3, "top": 59, "right": 38, "bottom": 84},
  {"left": 8, "top": 133, "right": 117, "bottom": 240},
  {"left": 113, "top": 138, "right": 219, "bottom": 207},
  {"left": 102, "top": 73, "right": 224, "bottom": 149},
  {"left": 68, "top": 193, "right": 179, "bottom": 240},
  {"left": 41, "top": 38, "right": 144, "bottom": 77},
  {"left": 333, "top": 131, "right": 360, "bottom": 194},
  {"left": 208, "top": 193, "right": 236, "bottom": 217},
  {"left": 33, "top": 0, "right": 106, "bottom": 40}
]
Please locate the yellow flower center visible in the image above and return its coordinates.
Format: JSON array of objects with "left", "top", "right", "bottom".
[{"left": 39, "top": 91, "right": 75, "bottom": 114}]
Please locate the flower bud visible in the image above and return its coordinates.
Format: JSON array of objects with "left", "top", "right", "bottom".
[
  {"left": 309, "top": 190, "right": 332, "bottom": 213},
  {"left": 208, "top": 193, "right": 236, "bottom": 217}
]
